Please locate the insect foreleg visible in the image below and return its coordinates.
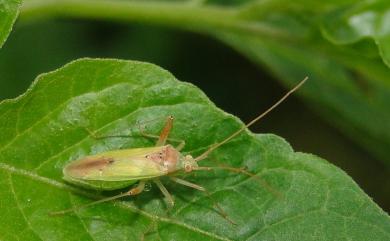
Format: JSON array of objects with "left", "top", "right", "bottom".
[
  {"left": 49, "top": 181, "right": 146, "bottom": 216},
  {"left": 153, "top": 179, "right": 175, "bottom": 207}
]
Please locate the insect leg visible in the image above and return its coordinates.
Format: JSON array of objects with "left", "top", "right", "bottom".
[
  {"left": 127, "top": 181, "right": 146, "bottom": 195},
  {"left": 153, "top": 179, "right": 175, "bottom": 207},
  {"left": 175, "top": 140, "right": 186, "bottom": 151},
  {"left": 84, "top": 115, "right": 176, "bottom": 140},
  {"left": 83, "top": 116, "right": 173, "bottom": 141},
  {"left": 154, "top": 115, "right": 173, "bottom": 146},
  {"left": 138, "top": 132, "right": 185, "bottom": 147},
  {"left": 138, "top": 115, "right": 186, "bottom": 149},
  {"left": 49, "top": 181, "right": 146, "bottom": 216},
  {"left": 169, "top": 177, "right": 205, "bottom": 191},
  {"left": 169, "top": 177, "right": 236, "bottom": 225}
]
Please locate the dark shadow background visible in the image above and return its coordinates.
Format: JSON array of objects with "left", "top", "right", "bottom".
[{"left": 1, "top": 20, "right": 388, "bottom": 212}]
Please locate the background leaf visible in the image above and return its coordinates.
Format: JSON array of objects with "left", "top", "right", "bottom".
[
  {"left": 17, "top": 0, "right": 390, "bottom": 167},
  {"left": 214, "top": 0, "right": 390, "bottom": 167},
  {"left": 0, "top": 0, "right": 21, "bottom": 48},
  {"left": 320, "top": 0, "right": 390, "bottom": 67},
  {"left": 0, "top": 58, "right": 388, "bottom": 240}
]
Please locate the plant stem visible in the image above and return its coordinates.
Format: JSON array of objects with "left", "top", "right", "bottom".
[{"left": 20, "top": 0, "right": 290, "bottom": 38}]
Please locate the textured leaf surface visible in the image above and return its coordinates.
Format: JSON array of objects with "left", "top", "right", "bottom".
[
  {"left": 0, "top": 0, "right": 20, "bottom": 48},
  {"left": 0, "top": 58, "right": 388, "bottom": 241}
]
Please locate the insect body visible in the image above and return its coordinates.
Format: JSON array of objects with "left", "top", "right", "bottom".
[
  {"left": 52, "top": 77, "right": 307, "bottom": 216},
  {"left": 64, "top": 144, "right": 195, "bottom": 190}
]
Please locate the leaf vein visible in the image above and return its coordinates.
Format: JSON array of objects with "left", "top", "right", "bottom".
[
  {"left": 67, "top": 192, "right": 97, "bottom": 241},
  {"left": 8, "top": 173, "right": 42, "bottom": 241}
]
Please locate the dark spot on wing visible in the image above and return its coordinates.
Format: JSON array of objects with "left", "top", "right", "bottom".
[{"left": 68, "top": 157, "right": 115, "bottom": 171}]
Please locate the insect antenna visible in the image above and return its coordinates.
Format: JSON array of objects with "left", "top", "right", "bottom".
[{"left": 194, "top": 76, "right": 308, "bottom": 162}]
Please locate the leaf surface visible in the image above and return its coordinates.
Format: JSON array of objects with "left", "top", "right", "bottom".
[
  {"left": 0, "top": 58, "right": 388, "bottom": 241},
  {"left": 0, "top": 0, "right": 20, "bottom": 48}
]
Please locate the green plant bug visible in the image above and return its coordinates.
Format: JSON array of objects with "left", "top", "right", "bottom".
[{"left": 51, "top": 77, "right": 308, "bottom": 220}]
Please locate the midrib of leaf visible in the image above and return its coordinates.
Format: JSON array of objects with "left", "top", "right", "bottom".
[
  {"left": 0, "top": 162, "right": 232, "bottom": 241},
  {"left": 19, "top": 0, "right": 293, "bottom": 40}
]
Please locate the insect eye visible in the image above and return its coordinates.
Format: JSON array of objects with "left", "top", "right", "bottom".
[{"left": 184, "top": 163, "right": 192, "bottom": 172}]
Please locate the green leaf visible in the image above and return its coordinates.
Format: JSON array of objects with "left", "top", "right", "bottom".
[
  {"left": 18, "top": 0, "right": 390, "bottom": 166},
  {"left": 0, "top": 58, "right": 388, "bottom": 240},
  {"left": 213, "top": 0, "right": 390, "bottom": 166},
  {"left": 320, "top": 0, "right": 390, "bottom": 67},
  {"left": 0, "top": 0, "right": 21, "bottom": 48}
]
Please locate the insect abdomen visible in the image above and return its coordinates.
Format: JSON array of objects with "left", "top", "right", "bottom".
[{"left": 64, "top": 175, "right": 138, "bottom": 190}]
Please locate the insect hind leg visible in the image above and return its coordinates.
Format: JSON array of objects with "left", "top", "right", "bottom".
[
  {"left": 82, "top": 115, "right": 173, "bottom": 140},
  {"left": 49, "top": 181, "right": 146, "bottom": 216},
  {"left": 84, "top": 116, "right": 186, "bottom": 149},
  {"left": 138, "top": 116, "right": 186, "bottom": 149}
]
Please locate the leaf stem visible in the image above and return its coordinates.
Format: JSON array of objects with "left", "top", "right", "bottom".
[{"left": 20, "top": 0, "right": 291, "bottom": 38}]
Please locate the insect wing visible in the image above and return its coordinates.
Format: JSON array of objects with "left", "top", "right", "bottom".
[{"left": 64, "top": 146, "right": 167, "bottom": 181}]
